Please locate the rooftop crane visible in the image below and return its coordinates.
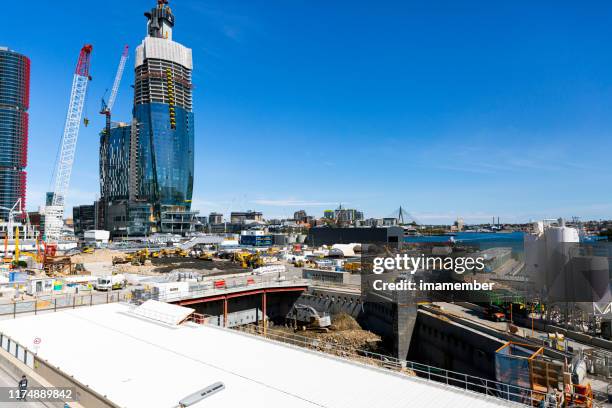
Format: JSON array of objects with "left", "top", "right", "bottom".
[
  {"left": 100, "top": 45, "right": 129, "bottom": 133},
  {"left": 43, "top": 44, "right": 93, "bottom": 242},
  {"left": 99, "top": 45, "right": 129, "bottom": 202}
]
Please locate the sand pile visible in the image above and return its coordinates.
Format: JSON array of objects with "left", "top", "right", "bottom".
[{"left": 71, "top": 249, "right": 123, "bottom": 263}]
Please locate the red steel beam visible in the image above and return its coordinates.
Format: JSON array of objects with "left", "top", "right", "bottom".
[
  {"left": 223, "top": 298, "right": 228, "bottom": 327},
  {"left": 175, "top": 286, "right": 308, "bottom": 305},
  {"left": 178, "top": 294, "right": 226, "bottom": 306}
]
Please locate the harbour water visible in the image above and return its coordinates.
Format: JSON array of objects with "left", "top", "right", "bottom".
[{"left": 404, "top": 231, "right": 526, "bottom": 253}]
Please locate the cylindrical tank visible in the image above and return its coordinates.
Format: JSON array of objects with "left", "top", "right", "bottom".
[
  {"left": 544, "top": 226, "right": 579, "bottom": 298},
  {"left": 570, "top": 255, "right": 611, "bottom": 309}
]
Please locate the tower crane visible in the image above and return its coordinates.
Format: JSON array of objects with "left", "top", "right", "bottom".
[
  {"left": 43, "top": 44, "right": 93, "bottom": 242},
  {"left": 100, "top": 45, "right": 129, "bottom": 134},
  {"left": 99, "top": 45, "right": 129, "bottom": 202}
]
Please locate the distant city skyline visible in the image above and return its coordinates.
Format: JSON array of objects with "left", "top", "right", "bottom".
[{"left": 4, "top": 1, "right": 612, "bottom": 224}]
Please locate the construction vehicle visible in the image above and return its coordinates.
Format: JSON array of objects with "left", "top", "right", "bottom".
[
  {"left": 290, "top": 304, "right": 331, "bottom": 332},
  {"left": 199, "top": 252, "right": 214, "bottom": 261},
  {"left": 42, "top": 45, "right": 93, "bottom": 242},
  {"left": 343, "top": 261, "right": 361, "bottom": 272},
  {"left": 19, "top": 251, "right": 41, "bottom": 264},
  {"left": 484, "top": 304, "right": 506, "bottom": 322},
  {"left": 112, "top": 253, "right": 134, "bottom": 265},
  {"left": 94, "top": 274, "right": 127, "bottom": 291},
  {"left": 130, "top": 249, "right": 151, "bottom": 266},
  {"left": 82, "top": 247, "right": 94, "bottom": 254},
  {"left": 233, "top": 252, "right": 264, "bottom": 269}
]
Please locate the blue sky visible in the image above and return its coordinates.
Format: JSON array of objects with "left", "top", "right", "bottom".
[{"left": 5, "top": 0, "right": 612, "bottom": 224}]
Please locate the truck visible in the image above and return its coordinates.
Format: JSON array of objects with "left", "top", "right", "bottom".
[
  {"left": 483, "top": 304, "right": 506, "bottom": 322},
  {"left": 94, "top": 274, "right": 127, "bottom": 291}
]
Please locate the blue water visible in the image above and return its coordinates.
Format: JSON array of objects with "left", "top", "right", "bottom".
[
  {"left": 404, "top": 231, "right": 526, "bottom": 252},
  {"left": 404, "top": 231, "right": 603, "bottom": 253}
]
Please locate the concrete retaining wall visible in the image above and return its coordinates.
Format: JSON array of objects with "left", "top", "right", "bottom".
[
  {"left": 33, "top": 357, "right": 119, "bottom": 408},
  {"left": 409, "top": 310, "right": 506, "bottom": 380},
  {"left": 296, "top": 288, "right": 363, "bottom": 318}
]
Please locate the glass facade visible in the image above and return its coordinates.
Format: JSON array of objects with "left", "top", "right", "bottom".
[
  {"left": 134, "top": 102, "right": 194, "bottom": 209},
  {"left": 72, "top": 204, "right": 96, "bottom": 238},
  {"left": 0, "top": 48, "right": 29, "bottom": 219},
  {"left": 96, "top": 1, "right": 197, "bottom": 236},
  {"left": 131, "top": 2, "right": 196, "bottom": 234},
  {"left": 100, "top": 124, "right": 131, "bottom": 203}
]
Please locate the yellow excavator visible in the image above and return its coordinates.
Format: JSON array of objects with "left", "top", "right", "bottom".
[
  {"left": 233, "top": 251, "right": 264, "bottom": 269},
  {"left": 112, "top": 253, "right": 135, "bottom": 265},
  {"left": 199, "top": 251, "right": 214, "bottom": 261}
]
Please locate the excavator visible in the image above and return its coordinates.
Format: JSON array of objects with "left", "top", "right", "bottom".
[
  {"left": 199, "top": 251, "right": 214, "bottom": 261},
  {"left": 233, "top": 251, "right": 264, "bottom": 269},
  {"left": 112, "top": 253, "right": 134, "bottom": 265},
  {"left": 289, "top": 304, "right": 331, "bottom": 332}
]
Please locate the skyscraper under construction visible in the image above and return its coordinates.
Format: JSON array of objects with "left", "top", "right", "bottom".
[
  {"left": 134, "top": 0, "right": 195, "bottom": 233},
  {"left": 0, "top": 47, "right": 29, "bottom": 220},
  {"left": 98, "top": 0, "right": 197, "bottom": 236}
]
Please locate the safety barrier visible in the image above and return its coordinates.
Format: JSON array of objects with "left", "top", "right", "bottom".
[
  {"left": 233, "top": 324, "right": 591, "bottom": 407},
  {"left": 0, "top": 291, "right": 130, "bottom": 318},
  {"left": 136, "top": 275, "right": 309, "bottom": 304},
  {"left": 0, "top": 332, "right": 34, "bottom": 368}
]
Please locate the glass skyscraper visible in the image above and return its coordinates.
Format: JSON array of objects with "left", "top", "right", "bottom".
[
  {"left": 100, "top": 123, "right": 131, "bottom": 203},
  {"left": 0, "top": 47, "right": 29, "bottom": 220},
  {"left": 133, "top": 0, "right": 195, "bottom": 231}
]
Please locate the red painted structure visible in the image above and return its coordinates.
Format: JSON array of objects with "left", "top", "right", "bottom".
[{"left": 173, "top": 285, "right": 308, "bottom": 329}]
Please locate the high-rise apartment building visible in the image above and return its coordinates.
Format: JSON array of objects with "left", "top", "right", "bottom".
[
  {"left": 0, "top": 47, "right": 29, "bottom": 220},
  {"left": 133, "top": 0, "right": 195, "bottom": 233}
]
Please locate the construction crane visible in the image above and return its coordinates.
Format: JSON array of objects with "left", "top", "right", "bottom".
[
  {"left": 100, "top": 45, "right": 128, "bottom": 134},
  {"left": 43, "top": 44, "right": 93, "bottom": 242},
  {"left": 99, "top": 45, "right": 129, "bottom": 201}
]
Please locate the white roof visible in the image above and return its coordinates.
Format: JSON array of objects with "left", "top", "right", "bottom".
[
  {"left": 130, "top": 300, "right": 194, "bottom": 325},
  {"left": 0, "top": 304, "right": 516, "bottom": 408}
]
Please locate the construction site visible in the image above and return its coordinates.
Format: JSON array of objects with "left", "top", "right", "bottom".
[
  {"left": 0, "top": 1, "right": 610, "bottom": 407},
  {"left": 0, "top": 221, "right": 611, "bottom": 407}
]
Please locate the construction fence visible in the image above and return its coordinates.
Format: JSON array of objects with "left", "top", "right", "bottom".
[{"left": 0, "top": 291, "right": 130, "bottom": 318}]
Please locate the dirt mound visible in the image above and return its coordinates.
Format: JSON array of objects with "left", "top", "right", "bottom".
[
  {"left": 71, "top": 249, "right": 123, "bottom": 263},
  {"left": 319, "top": 330, "right": 380, "bottom": 350},
  {"left": 331, "top": 313, "right": 361, "bottom": 331}
]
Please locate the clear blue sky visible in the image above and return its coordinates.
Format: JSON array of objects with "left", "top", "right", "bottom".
[{"left": 5, "top": 1, "right": 612, "bottom": 224}]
